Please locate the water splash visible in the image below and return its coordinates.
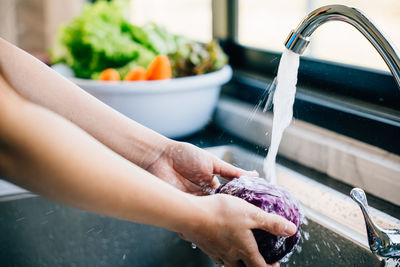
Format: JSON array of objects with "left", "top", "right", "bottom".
[
  {"left": 263, "top": 77, "right": 277, "bottom": 113},
  {"left": 247, "top": 80, "right": 275, "bottom": 123},
  {"left": 264, "top": 49, "right": 300, "bottom": 184},
  {"left": 385, "top": 258, "right": 400, "bottom": 267}
]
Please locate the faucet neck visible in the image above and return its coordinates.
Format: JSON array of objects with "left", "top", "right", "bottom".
[{"left": 285, "top": 4, "right": 400, "bottom": 89}]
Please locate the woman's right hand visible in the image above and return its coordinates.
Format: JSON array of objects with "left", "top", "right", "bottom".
[{"left": 180, "top": 194, "right": 297, "bottom": 267}]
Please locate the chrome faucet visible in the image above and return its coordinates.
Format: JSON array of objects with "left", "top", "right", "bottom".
[
  {"left": 284, "top": 4, "right": 400, "bottom": 89},
  {"left": 284, "top": 4, "right": 400, "bottom": 260},
  {"left": 350, "top": 188, "right": 400, "bottom": 260}
]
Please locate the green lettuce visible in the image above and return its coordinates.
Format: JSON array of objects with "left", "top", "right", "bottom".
[
  {"left": 50, "top": 0, "right": 228, "bottom": 79},
  {"left": 169, "top": 40, "right": 228, "bottom": 77},
  {"left": 50, "top": 0, "right": 155, "bottom": 78}
]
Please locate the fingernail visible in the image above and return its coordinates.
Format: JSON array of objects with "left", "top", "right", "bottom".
[
  {"left": 283, "top": 222, "right": 297, "bottom": 236},
  {"left": 247, "top": 170, "right": 259, "bottom": 177}
]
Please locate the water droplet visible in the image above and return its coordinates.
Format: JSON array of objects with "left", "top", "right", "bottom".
[
  {"left": 16, "top": 217, "right": 25, "bottom": 222},
  {"left": 303, "top": 231, "right": 310, "bottom": 240},
  {"left": 45, "top": 210, "right": 55, "bottom": 216}
]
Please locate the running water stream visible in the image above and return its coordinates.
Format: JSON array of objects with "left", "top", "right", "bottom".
[{"left": 264, "top": 49, "right": 300, "bottom": 184}]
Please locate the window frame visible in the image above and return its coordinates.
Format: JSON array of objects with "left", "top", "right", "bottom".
[{"left": 212, "top": 0, "right": 400, "bottom": 154}]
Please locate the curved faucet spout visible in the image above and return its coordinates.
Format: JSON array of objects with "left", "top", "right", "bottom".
[{"left": 284, "top": 4, "right": 400, "bottom": 89}]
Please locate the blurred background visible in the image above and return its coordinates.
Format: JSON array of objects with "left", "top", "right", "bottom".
[{"left": 1, "top": 0, "right": 399, "bottom": 71}]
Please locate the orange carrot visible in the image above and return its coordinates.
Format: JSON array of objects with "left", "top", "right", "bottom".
[
  {"left": 99, "top": 68, "right": 120, "bottom": 81},
  {"left": 146, "top": 55, "right": 172, "bottom": 80},
  {"left": 124, "top": 66, "right": 147, "bottom": 81}
]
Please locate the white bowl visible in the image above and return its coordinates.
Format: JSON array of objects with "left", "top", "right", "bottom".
[{"left": 71, "top": 66, "right": 232, "bottom": 138}]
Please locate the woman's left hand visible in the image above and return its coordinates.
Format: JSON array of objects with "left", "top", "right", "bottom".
[{"left": 146, "top": 141, "right": 258, "bottom": 195}]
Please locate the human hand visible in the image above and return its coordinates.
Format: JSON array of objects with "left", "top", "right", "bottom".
[
  {"left": 146, "top": 141, "right": 258, "bottom": 195},
  {"left": 179, "top": 194, "right": 296, "bottom": 267}
]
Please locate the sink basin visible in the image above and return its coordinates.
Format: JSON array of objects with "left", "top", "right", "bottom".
[
  {"left": 0, "top": 145, "right": 385, "bottom": 266},
  {"left": 0, "top": 194, "right": 213, "bottom": 267}
]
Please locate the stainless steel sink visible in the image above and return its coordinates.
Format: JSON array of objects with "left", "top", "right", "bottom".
[
  {"left": 0, "top": 194, "right": 214, "bottom": 267},
  {"left": 0, "top": 145, "right": 385, "bottom": 266}
]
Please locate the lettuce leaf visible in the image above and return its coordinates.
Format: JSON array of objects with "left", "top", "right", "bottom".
[
  {"left": 50, "top": 0, "right": 155, "bottom": 78},
  {"left": 50, "top": 0, "right": 228, "bottom": 79}
]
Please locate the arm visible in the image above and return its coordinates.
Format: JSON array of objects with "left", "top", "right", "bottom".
[
  {"left": 0, "top": 37, "right": 164, "bottom": 170},
  {"left": 0, "top": 75, "right": 294, "bottom": 267},
  {"left": 0, "top": 74, "right": 191, "bottom": 229},
  {"left": 0, "top": 38, "right": 255, "bottom": 193}
]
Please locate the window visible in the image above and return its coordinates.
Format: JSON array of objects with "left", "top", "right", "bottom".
[
  {"left": 238, "top": 0, "right": 400, "bottom": 72},
  {"left": 130, "top": 0, "right": 212, "bottom": 43}
]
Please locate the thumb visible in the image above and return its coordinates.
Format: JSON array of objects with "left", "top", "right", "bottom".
[
  {"left": 212, "top": 156, "right": 259, "bottom": 180},
  {"left": 250, "top": 208, "right": 297, "bottom": 237}
]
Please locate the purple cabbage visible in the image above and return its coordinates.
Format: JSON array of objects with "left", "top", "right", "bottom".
[{"left": 215, "top": 176, "right": 302, "bottom": 264}]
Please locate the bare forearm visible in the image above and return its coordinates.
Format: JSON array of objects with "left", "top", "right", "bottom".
[
  {"left": 0, "top": 37, "right": 169, "bottom": 169},
  {"left": 0, "top": 89, "right": 201, "bottom": 233}
]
